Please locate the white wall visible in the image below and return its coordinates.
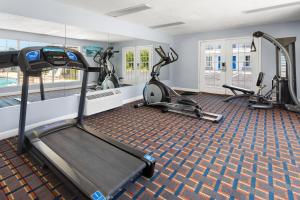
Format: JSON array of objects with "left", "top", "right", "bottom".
[
  {"left": 172, "top": 21, "right": 300, "bottom": 95},
  {"left": 0, "top": 95, "right": 78, "bottom": 140}
]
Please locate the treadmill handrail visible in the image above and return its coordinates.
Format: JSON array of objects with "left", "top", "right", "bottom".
[
  {"left": 0, "top": 50, "right": 19, "bottom": 68},
  {"left": 17, "top": 46, "right": 91, "bottom": 154},
  {"left": 17, "top": 46, "right": 156, "bottom": 199}
]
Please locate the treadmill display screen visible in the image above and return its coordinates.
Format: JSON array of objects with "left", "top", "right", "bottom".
[
  {"left": 66, "top": 51, "right": 78, "bottom": 61},
  {"left": 43, "top": 47, "right": 65, "bottom": 53},
  {"left": 26, "top": 50, "right": 40, "bottom": 62},
  {"left": 42, "top": 47, "right": 69, "bottom": 66}
]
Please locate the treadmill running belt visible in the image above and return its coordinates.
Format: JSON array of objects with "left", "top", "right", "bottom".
[{"left": 40, "top": 127, "right": 146, "bottom": 197}]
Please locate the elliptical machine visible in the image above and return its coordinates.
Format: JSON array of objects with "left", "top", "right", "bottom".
[
  {"left": 93, "top": 46, "right": 121, "bottom": 90},
  {"left": 134, "top": 46, "right": 223, "bottom": 123}
]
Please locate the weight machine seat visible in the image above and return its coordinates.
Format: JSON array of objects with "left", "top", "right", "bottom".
[
  {"left": 222, "top": 84, "right": 255, "bottom": 102},
  {"left": 222, "top": 84, "right": 255, "bottom": 95}
]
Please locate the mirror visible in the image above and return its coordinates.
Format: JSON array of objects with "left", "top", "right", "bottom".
[
  {"left": 0, "top": 15, "right": 68, "bottom": 107},
  {"left": 0, "top": 12, "right": 171, "bottom": 108},
  {"left": 106, "top": 36, "right": 171, "bottom": 88}
]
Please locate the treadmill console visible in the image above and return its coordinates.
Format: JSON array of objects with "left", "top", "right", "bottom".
[
  {"left": 42, "top": 47, "right": 72, "bottom": 66},
  {"left": 25, "top": 47, "right": 78, "bottom": 66},
  {"left": 24, "top": 47, "right": 82, "bottom": 72}
]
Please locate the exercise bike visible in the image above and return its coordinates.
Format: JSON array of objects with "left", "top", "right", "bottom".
[
  {"left": 93, "top": 46, "right": 121, "bottom": 90},
  {"left": 134, "top": 46, "right": 223, "bottom": 123}
]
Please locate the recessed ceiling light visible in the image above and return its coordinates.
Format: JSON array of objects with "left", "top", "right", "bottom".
[
  {"left": 244, "top": 1, "right": 300, "bottom": 13},
  {"left": 150, "top": 22, "right": 185, "bottom": 29},
  {"left": 106, "top": 4, "right": 151, "bottom": 17}
]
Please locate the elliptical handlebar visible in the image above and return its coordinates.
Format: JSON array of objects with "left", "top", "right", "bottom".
[
  {"left": 93, "top": 47, "right": 119, "bottom": 66},
  {"left": 155, "top": 46, "right": 178, "bottom": 65},
  {"left": 169, "top": 47, "right": 178, "bottom": 63},
  {"left": 155, "top": 46, "right": 167, "bottom": 58},
  {"left": 151, "top": 46, "right": 179, "bottom": 77}
]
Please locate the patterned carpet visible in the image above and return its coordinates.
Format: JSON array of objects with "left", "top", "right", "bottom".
[{"left": 0, "top": 93, "right": 299, "bottom": 200}]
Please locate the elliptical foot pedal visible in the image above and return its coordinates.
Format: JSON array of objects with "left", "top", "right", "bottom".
[
  {"left": 285, "top": 104, "right": 300, "bottom": 113},
  {"left": 134, "top": 103, "right": 145, "bottom": 108},
  {"left": 195, "top": 109, "right": 203, "bottom": 118}
]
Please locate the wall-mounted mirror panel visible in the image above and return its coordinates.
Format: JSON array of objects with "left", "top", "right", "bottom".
[
  {"left": 0, "top": 12, "right": 171, "bottom": 108},
  {"left": 107, "top": 37, "right": 171, "bottom": 87}
]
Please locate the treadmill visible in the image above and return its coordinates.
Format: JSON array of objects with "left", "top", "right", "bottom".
[
  {"left": 0, "top": 51, "right": 45, "bottom": 108},
  {"left": 17, "top": 46, "right": 156, "bottom": 200}
]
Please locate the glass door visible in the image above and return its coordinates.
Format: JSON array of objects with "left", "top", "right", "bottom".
[
  {"left": 228, "top": 38, "right": 255, "bottom": 90},
  {"left": 199, "top": 37, "right": 259, "bottom": 95},
  {"left": 122, "top": 45, "right": 153, "bottom": 85},
  {"left": 136, "top": 46, "right": 153, "bottom": 84},
  {"left": 122, "top": 47, "right": 136, "bottom": 85},
  {"left": 199, "top": 40, "right": 227, "bottom": 94}
]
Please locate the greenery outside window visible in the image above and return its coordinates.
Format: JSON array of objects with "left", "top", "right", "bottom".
[{"left": 126, "top": 51, "right": 134, "bottom": 72}]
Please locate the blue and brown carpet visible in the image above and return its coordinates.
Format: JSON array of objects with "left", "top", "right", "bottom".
[{"left": 0, "top": 93, "right": 299, "bottom": 199}]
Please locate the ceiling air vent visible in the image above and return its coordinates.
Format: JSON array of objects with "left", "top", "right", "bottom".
[
  {"left": 150, "top": 22, "right": 185, "bottom": 29},
  {"left": 106, "top": 4, "right": 151, "bottom": 17},
  {"left": 244, "top": 1, "right": 300, "bottom": 13}
]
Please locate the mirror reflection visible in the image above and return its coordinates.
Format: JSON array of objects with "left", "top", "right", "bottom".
[
  {"left": 0, "top": 13, "right": 170, "bottom": 108},
  {"left": 106, "top": 37, "right": 171, "bottom": 87},
  {"left": 0, "top": 17, "right": 67, "bottom": 107}
]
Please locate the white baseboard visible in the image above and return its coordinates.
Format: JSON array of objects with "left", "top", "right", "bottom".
[
  {"left": 0, "top": 113, "right": 77, "bottom": 140},
  {"left": 123, "top": 95, "right": 143, "bottom": 104},
  {"left": 172, "top": 87, "right": 200, "bottom": 92}
]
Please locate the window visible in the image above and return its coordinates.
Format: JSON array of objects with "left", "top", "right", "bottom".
[
  {"left": 0, "top": 39, "right": 18, "bottom": 88},
  {"left": 231, "top": 41, "right": 253, "bottom": 89},
  {"left": 54, "top": 46, "right": 80, "bottom": 82},
  {"left": 0, "top": 39, "right": 81, "bottom": 88},
  {"left": 245, "top": 55, "right": 251, "bottom": 67},
  {"left": 280, "top": 53, "right": 287, "bottom": 77},
  {"left": 205, "top": 56, "right": 212, "bottom": 70},
  {"left": 139, "top": 49, "right": 150, "bottom": 72},
  {"left": 122, "top": 46, "right": 153, "bottom": 85},
  {"left": 54, "top": 68, "right": 80, "bottom": 82},
  {"left": 125, "top": 51, "right": 134, "bottom": 72},
  {"left": 216, "top": 56, "right": 221, "bottom": 70},
  {"left": 232, "top": 56, "right": 237, "bottom": 70}
]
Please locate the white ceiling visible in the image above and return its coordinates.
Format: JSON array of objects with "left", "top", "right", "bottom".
[
  {"left": 0, "top": 13, "right": 134, "bottom": 42},
  {"left": 54, "top": 0, "right": 300, "bottom": 35}
]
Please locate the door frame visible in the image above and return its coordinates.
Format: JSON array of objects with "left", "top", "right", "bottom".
[
  {"left": 135, "top": 45, "right": 154, "bottom": 83},
  {"left": 122, "top": 45, "right": 153, "bottom": 85},
  {"left": 198, "top": 36, "right": 262, "bottom": 94},
  {"left": 122, "top": 46, "right": 136, "bottom": 85}
]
